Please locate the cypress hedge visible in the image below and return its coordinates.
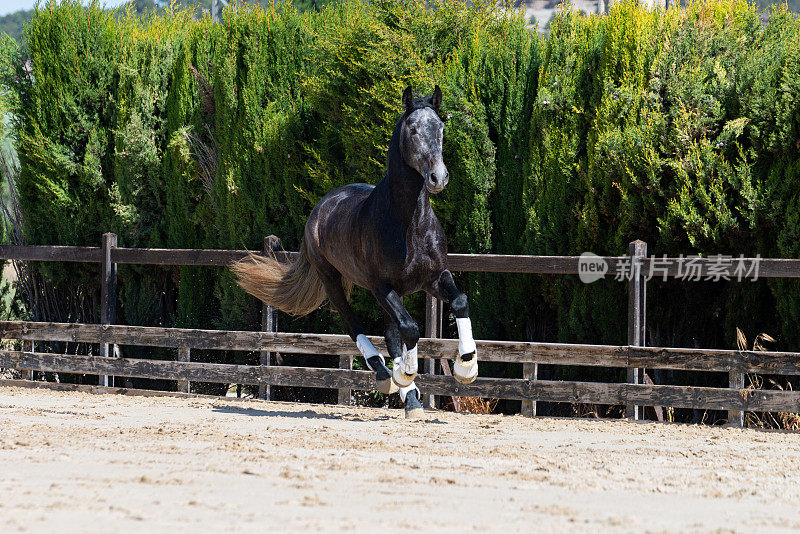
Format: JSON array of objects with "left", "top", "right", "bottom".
[{"left": 2, "top": 0, "right": 799, "bottom": 412}]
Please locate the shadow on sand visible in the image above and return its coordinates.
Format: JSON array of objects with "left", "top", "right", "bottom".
[{"left": 211, "top": 403, "right": 445, "bottom": 423}]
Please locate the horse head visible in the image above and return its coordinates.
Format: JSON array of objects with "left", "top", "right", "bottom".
[{"left": 398, "top": 85, "right": 448, "bottom": 194}]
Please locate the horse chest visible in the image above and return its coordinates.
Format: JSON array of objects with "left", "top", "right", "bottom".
[
  {"left": 371, "top": 225, "right": 440, "bottom": 291},
  {"left": 398, "top": 230, "right": 443, "bottom": 289}
]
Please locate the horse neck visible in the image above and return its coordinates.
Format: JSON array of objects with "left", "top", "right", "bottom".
[
  {"left": 382, "top": 153, "right": 430, "bottom": 230},
  {"left": 375, "top": 117, "right": 431, "bottom": 228}
]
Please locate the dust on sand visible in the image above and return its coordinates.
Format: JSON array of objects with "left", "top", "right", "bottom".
[{"left": 1, "top": 385, "right": 799, "bottom": 533}]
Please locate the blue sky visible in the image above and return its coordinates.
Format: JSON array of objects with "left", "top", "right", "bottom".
[{"left": 1, "top": 0, "right": 130, "bottom": 16}]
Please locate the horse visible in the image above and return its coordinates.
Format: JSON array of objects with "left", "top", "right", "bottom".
[{"left": 233, "top": 86, "right": 478, "bottom": 418}]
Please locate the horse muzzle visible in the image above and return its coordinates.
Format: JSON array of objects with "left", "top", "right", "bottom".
[{"left": 425, "top": 166, "right": 449, "bottom": 194}]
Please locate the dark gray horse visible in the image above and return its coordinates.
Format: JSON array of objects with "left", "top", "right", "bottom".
[{"left": 234, "top": 86, "right": 477, "bottom": 418}]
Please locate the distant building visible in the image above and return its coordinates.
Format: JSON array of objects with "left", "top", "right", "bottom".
[{"left": 514, "top": 0, "right": 669, "bottom": 33}]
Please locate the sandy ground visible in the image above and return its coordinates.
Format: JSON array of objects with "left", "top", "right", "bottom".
[{"left": 1, "top": 385, "right": 800, "bottom": 533}]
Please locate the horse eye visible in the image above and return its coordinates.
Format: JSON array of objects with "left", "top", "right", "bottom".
[{"left": 409, "top": 128, "right": 417, "bottom": 136}]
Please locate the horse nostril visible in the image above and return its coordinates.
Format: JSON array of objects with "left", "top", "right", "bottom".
[{"left": 430, "top": 173, "right": 438, "bottom": 185}]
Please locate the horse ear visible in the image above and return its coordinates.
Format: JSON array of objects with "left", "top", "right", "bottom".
[
  {"left": 402, "top": 86, "right": 413, "bottom": 110},
  {"left": 430, "top": 85, "right": 442, "bottom": 110}
]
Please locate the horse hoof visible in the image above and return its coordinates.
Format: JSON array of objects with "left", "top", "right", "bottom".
[
  {"left": 367, "top": 356, "right": 395, "bottom": 394},
  {"left": 377, "top": 378, "right": 399, "bottom": 395},
  {"left": 405, "top": 407, "right": 424, "bottom": 419},
  {"left": 392, "top": 366, "right": 416, "bottom": 388},
  {"left": 453, "top": 352, "right": 478, "bottom": 384},
  {"left": 404, "top": 388, "right": 424, "bottom": 419}
]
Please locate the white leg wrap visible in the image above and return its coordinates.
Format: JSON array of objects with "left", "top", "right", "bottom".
[
  {"left": 399, "top": 344, "right": 418, "bottom": 375},
  {"left": 392, "top": 344, "right": 418, "bottom": 389},
  {"left": 454, "top": 317, "right": 478, "bottom": 384},
  {"left": 456, "top": 317, "right": 476, "bottom": 355},
  {"left": 398, "top": 382, "right": 419, "bottom": 403},
  {"left": 358, "top": 334, "right": 387, "bottom": 371}
]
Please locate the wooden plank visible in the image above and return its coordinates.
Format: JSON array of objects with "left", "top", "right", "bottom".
[
  {"left": 0, "top": 321, "right": 372, "bottom": 353},
  {"left": 423, "top": 376, "right": 800, "bottom": 413},
  {"left": 639, "top": 257, "right": 800, "bottom": 279},
  {"left": 0, "top": 321, "right": 630, "bottom": 364},
  {"left": 447, "top": 254, "right": 629, "bottom": 275},
  {"left": 258, "top": 236, "right": 281, "bottom": 401},
  {"left": 0, "top": 351, "right": 378, "bottom": 390},
  {"left": 448, "top": 254, "right": 580, "bottom": 273},
  {"left": 0, "top": 378, "right": 308, "bottom": 405},
  {"left": 0, "top": 378, "right": 208, "bottom": 400},
  {"left": 3, "top": 351, "right": 800, "bottom": 413},
  {"left": 177, "top": 347, "right": 190, "bottom": 393},
  {"left": 437, "top": 358, "right": 461, "bottom": 412},
  {"left": 424, "top": 294, "right": 445, "bottom": 409},
  {"left": 5, "top": 321, "right": 800, "bottom": 374},
  {"left": 423, "top": 294, "right": 437, "bottom": 409},
  {"left": 753, "top": 259, "right": 800, "bottom": 278},
  {"left": 22, "top": 339, "right": 33, "bottom": 380},
  {"left": 626, "top": 240, "right": 646, "bottom": 420},
  {"left": 643, "top": 372, "right": 665, "bottom": 422},
  {"left": 259, "top": 304, "right": 277, "bottom": 400},
  {"left": 338, "top": 355, "right": 352, "bottom": 405},
  {"left": 728, "top": 371, "right": 745, "bottom": 427},
  {"left": 448, "top": 254, "right": 783, "bottom": 277},
  {"left": 0, "top": 245, "right": 102, "bottom": 263},
  {"left": 422, "top": 294, "right": 460, "bottom": 412},
  {"left": 113, "top": 247, "right": 249, "bottom": 266},
  {"left": 111, "top": 247, "right": 297, "bottom": 266},
  {"left": 521, "top": 363, "right": 537, "bottom": 416},
  {"left": 625, "top": 346, "right": 800, "bottom": 374},
  {"left": 2, "top": 243, "right": 799, "bottom": 278},
  {"left": 99, "top": 233, "right": 117, "bottom": 388}
]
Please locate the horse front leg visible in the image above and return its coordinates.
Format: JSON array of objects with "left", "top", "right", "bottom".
[
  {"left": 385, "top": 315, "right": 423, "bottom": 419},
  {"left": 372, "top": 286, "right": 420, "bottom": 390},
  {"left": 433, "top": 270, "right": 478, "bottom": 384}
]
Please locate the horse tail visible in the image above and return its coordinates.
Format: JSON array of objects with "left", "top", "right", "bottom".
[{"left": 232, "top": 238, "right": 327, "bottom": 317}]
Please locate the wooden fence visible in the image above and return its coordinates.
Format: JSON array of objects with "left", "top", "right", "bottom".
[{"left": 2, "top": 234, "right": 800, "bottom": 426}]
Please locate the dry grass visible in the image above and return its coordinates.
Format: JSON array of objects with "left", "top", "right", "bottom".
[
  {"left": 445, "top": 396, "right": 498, "bottom": 414},
  {"left": 572, "top": 403, "right": 602, "bottom": 418},
  {"left": 737, "top": 328, "right": 800, "bottom": 431},
  {"left": 665, "top": 406, "right": 675, "bottom": 423},
  {"left": 571, "top": 403, "right": 623, "bottom": 419},
  {"left": 744, "top": 374, "right": 800, "bottom": 431}
]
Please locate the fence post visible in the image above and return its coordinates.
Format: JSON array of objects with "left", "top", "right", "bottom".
[
  {"left": 728, "top": 374, "right": 744, "bottom": 427},
  {"left": 424, "top": 293, "right": 443, "bottom": 409},
  {"left": 337, "top": 355, "right": 352, "bottom": 404},
  {"left": 521, "top": 363, "right": 538, "bottom": 417},
  {"left": 100, "top": 233, "right": 117, "bottom": 387},
  {"left": 177, "top": 347, "right": 190, "bottom": 393},
  {"left": 22, "top": 340, "right": 33, "bottom": 380},
  {"left": 259, "top": 236, "right": 280, "bottom": 401},
  {"left": 626, "top": 240, "right": 646, "bottom": 420},
  {"left": 260, "top": 304, "right": 277, "bottom": 401}
]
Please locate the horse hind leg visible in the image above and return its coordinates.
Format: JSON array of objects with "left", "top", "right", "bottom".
[
  {"left": 316, "top": 265, "right": 397, "bottom": 395},
  {"left": 386, "top": 315, "right": 423, "bottom": 419}
]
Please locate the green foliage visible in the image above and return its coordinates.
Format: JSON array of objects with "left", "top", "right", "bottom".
[{"left": 5, "top": 0, "right": 800, "bottom": 402}]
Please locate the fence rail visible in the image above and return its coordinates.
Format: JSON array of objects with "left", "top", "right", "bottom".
[
  {"left": 4, "top": 321, "right": 800, "bottom": 375},
  {"left": 5, "top": 243, "right": 800, "bottom": 276},
  {"left": 2, "top": 348, "right": 800, "bottom": 413},
  {"left": 2, "top": 237, "right": 800, "bottom": 424}
]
